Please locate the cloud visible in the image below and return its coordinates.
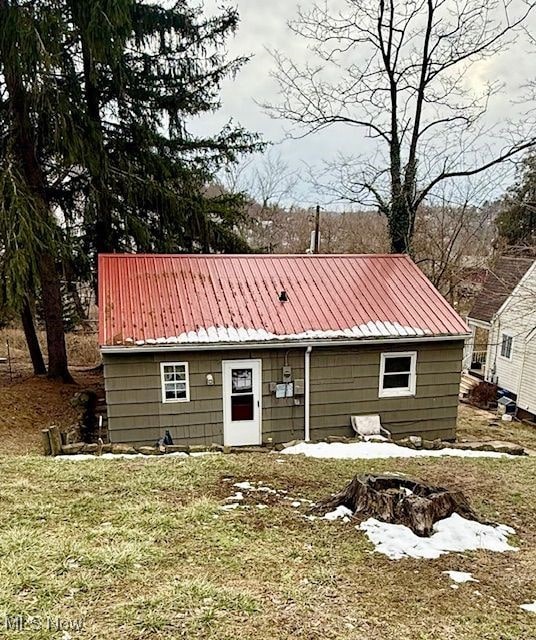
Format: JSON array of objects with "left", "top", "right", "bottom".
[{"left": 193, "top": 0, "right": 536, "bottom": 207}]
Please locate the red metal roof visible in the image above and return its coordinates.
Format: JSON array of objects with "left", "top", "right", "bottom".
[{"left": 98, "top": 254, "right": 468, "bottom": 347}]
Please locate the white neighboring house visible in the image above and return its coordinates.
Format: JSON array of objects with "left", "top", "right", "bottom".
[{"left": 465, "top": 257, "right": 536, "bottom": 417}]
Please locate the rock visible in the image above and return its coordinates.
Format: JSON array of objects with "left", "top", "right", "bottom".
[
  {"left": 326, "top": 435, "right": 350, "bottom": 443},
  {"left": 136, "top": 446, "right": 163, "bottom": 456},
  {"left": 408, "top": 435, "right": 423, "bottom": 448},
  {"left": 189, "top": 445, "right": 210, "bottom": 454},
  {"left": 229, "top": 446, "right": 267, "bottom": 454},
  {"left": 164, "top": 444, "right": 189, "bottom": 454},
  {"left": 422, "top": 439, "right": 444, "bottom": 450},
  {"left": 63, "top": 423, "right": 82, "bottom": 445},
  {"left": 222, "top": 446, "right": 232, "bottom": 454},
  {"left": 398, "top": 437, "right": 417, "bottom": 449},
  {"left": 101, "top": 443, "right": 112, "bottom": 454},
  {"left": 111, "top": 443, "right": 137, "bottom": 455},
  {"left": 450, "top": 440, "right": 525, "bottom": 456},
  {"left": 82, "top": 443, "right": 98, "bottom": 453},
  {"left": 210, "top": 443, "right": 224, "bottom": 452},
  {"left": 280, "top": 439, "right": 303, "bottom": 450},
  {"left": 61, "top": 443, "right": 85, "bottom": 455}
]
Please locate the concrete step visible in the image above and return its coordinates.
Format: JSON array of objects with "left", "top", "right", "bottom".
[{"left": 460, "top": 373, "right": 480, "bottom": 397}]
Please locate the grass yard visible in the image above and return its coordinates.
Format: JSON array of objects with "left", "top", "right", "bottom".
[{"left": 0, "top": 452, "right": 535, "bottom": 639}]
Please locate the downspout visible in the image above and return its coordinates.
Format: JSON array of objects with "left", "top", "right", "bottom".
[{"left": 304, "top": 346, "right": 312, "bottom": 441}]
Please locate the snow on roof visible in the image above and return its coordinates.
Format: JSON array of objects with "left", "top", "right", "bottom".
[{"left": 98, "top": 254, "right": 468, "bottom": 348}]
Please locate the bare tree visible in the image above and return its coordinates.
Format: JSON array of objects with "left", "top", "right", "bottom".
[
  {"left": 221, "top": 150, "right": 299, "bottom": 210},
  {"left": 412, "top": 179, "right": 498, "bottom": 307},
  {"left": 265, "top": 0, "right": 536, "bottom": 253}
]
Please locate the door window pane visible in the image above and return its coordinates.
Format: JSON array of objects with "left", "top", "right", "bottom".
[
  {"left": 232, "top": 369, "right": 253, "bottom": 394},
  {"left": 231, "top": 394, "right": 254, "bottom": 421}
]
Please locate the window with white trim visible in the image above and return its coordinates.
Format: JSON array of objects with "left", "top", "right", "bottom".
[
  {"left": 161, "top": 362, "right": 190, "bottom": 403},
  {"left": 379, "top": 352, "right": 417, "bottom": 398},
  {"left": 500, "top": 334, "right": 513, "bottom": 360}
]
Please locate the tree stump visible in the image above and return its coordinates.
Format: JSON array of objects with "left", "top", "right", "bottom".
[{"left": 313, "top": 474, "right": 481, "bottom": 537}]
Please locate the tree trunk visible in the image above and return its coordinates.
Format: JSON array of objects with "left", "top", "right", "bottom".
[
  {"left": 39, "top": 254, "right": 73, "bottom": 381},
  {"left": 388, "top": 201, "right": 411, "bottom": 254},
  {"left": 313, "top": 474, "right": 481, "bottom": 537},
  {"left": 20, "top": 298, "right": 46, "bottom": 375},
  {"left": 0, "top": 3, "right": 73, "bottom": 382}
]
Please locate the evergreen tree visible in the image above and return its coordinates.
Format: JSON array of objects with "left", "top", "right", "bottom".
[
  {"left": 64, "top": 0, "right": 260, "bottom": 288},
  {"left": 496, "top": 155, "right": 536, "bottom": 247},
  {"left": 0, "top": 0, "right": 74, "bottom": 381},
  {"left": 0, "top": 0, "right": 259, "bottom": 380}
]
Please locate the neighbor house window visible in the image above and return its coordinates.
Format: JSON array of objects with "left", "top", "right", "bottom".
[
  {"left": 500, "top": 334, "right": 513, "bottom": 360},
  {"left": 160, "top": 362, "right": 190, "bottom": 403},
  {"left": 379, "top": 352, "right": 417, "bottom": 398}
]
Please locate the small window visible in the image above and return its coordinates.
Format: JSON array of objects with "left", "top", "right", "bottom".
[
  {"left": 160, "top": 362, "right": 190, "bottom": 403},
  {"left": 500, "top": 334, "right": 513, "bottom": 360},
  {"left": 379, "top": 352, "right": 417, "bottom": 398}
]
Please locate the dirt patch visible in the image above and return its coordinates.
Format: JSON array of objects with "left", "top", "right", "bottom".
[{"left": 0, "top": 367, "right": 103, "bottom": 455}]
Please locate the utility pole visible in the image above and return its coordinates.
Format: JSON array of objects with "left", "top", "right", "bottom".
[{"left": 314, "top": 204, "right": 321, "bottom": 253}]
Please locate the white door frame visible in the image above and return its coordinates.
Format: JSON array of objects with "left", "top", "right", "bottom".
[{"left": 222, "top": 359, "right": 262, "bottom": 446}]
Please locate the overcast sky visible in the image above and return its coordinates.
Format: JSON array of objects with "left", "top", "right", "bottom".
[{"left": 192, "top": 0, "right": 536, "bottom": 208}]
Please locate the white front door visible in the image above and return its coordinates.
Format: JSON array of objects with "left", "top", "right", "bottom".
[{"left": 222, "top": 359, "right": 262, "bottom": 446}]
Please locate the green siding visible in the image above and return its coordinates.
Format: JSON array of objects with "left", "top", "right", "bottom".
[
  {"left": 103, "top": 340, "right": 463, "bottom": 446},
  {"left": 103, "top": 348, "right": 305, "bottom": 446},
  {"left": 309, "top": 342, "right": 462, "bottom": 441}
]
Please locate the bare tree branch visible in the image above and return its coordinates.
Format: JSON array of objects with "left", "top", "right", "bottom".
[{"left": 264, "top": 0, "right": 536, "bottom": 253}]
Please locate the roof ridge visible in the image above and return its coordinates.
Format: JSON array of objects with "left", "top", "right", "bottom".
[{"left": 98, "top": 253, "right": 409, "bottom": 259}]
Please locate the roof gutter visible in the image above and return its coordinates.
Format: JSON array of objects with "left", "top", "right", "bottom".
[
  {"left": 466, "top": 317, "right": 491, "bottom": 330},
  {"left": 100, "top": 333, "right": 471, "bottom": 354}
]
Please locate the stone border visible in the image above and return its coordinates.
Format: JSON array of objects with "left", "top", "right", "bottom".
[{"left": 50, "top": 434, "right": 527, "bottom": 458}]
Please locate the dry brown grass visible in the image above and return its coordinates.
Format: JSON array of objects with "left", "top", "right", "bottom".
[
  {"left": 0, "top": 327, "right": 100, "bottom": 368},
  {"left": 457, "top": 403, "right": 536, "bottom": 451}
]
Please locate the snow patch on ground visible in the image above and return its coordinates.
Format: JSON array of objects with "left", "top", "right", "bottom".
[
  {"left": 323, "top": 506, "right": 353, "bottom": 521},
  {"left": 359, "top": 513, "right": 518, "bottom": 560},
  {"left": 226, "top": 492, "right": 244, "bottom": 502},
  {"left": 443, "top": 570, "right": 478, "bottom": 584},
  {"left": 225, "top": 480, "right": 309, "bottom": 511},
  {"left": 520, "top": 601, "right": 536, "bottom": 613},
  {"left": 220, "top": 503, "right": 240, "bottom": 511},
  {"left": 233, "top": 481, "right": 255, "bottom": 490},
  {"left": 55, "top": 452, "right": 190, "bottom": 461},
  {"left": 282, "top": 441, "right": 511, "bottom": 460}
]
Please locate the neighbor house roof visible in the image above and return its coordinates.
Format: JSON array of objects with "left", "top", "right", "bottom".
[
  {"left": 467, "top": 256, "right": 534, "bottom": 324},
  {"left": 98, "top": 254, "right": 468, "bottom": 348}
]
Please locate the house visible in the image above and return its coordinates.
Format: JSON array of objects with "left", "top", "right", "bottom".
[
  {"left": 465, "top": 256, "right": 536, "bottom": 418},
  {"left": 98, "top": 253, "right": 469, "bottom": 447}
]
